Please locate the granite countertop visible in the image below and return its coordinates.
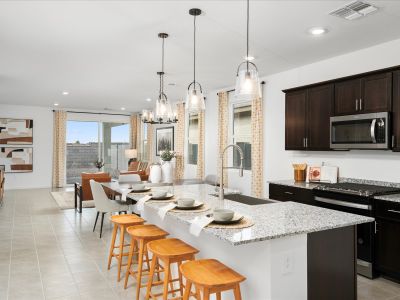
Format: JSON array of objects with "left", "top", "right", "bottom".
[
  {"left": 268, "top": 180, "right": 321, "bottom": 190},
  {"left": 374, "top": 194, "right": 400, "bottom": 204},
  {"left": 140, "top": 184, "right": 373, "bottom": 246}
]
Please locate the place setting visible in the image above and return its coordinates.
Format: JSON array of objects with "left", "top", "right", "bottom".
[{"left": 189, "top": 208, "right": 254, "bottom": 236}]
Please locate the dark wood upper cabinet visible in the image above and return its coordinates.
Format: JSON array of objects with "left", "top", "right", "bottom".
[
  {"left": 361, "top": 72, "right": 392, "bottom": 113},
  {"left": 308, "top": 84, "right": 333, "bottom": 150},
  {"left": 285, "top": 84, "right": 332, "bottom": 150},
  {"left": 334, "top": 79, "right": 360, "bottom": 115},
  {"left": 285, "top": 90, "right": 307, "bottom": 150},
  {"left": 392, "top": 71, "right": 400, "bottom": 151},
  {"left": 334, "top": 72, "right": 392, "bottom": 116}
]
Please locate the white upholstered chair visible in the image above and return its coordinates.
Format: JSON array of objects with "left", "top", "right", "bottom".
[
  {"left": 90, "top": 180, "right": 129, "bottom": 238},
  {"left": 118, "top": 173, "right": 141, "bottom": 183}
]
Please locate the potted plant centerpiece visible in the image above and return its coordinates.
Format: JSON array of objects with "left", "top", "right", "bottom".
[
  {"left": 160, "top": 149, "right": 175, "bottom": 183},
  {"left": 94, "top": 159, "right": 104, "bottom": 172}
]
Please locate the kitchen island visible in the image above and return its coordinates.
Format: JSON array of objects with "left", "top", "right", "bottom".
[{"left": 136, "top": 184, "right": 373, "bottom": 300}]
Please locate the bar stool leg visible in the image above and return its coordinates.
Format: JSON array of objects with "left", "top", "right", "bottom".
[
  {"left": 135, "top": 239, "right": 145, "bottom": 300},
  {"left": 217, "top": 292, "right": 222, "bottom": 300},
  {"left": 124, "top": 239, "right": 135, "bottom": 289},
  {"left": 107, "top": 224, "right": 118, "bottom": 270},
  {"left": 177, "top": 261, "right": 184, "bottom": 297},
  {"left": 203, "top": 288, "right": 210, "bottom": 300},
  {"left": 145, "top": 255, "right": 158, "bottom": 300},
  {"left": 233, "top": 284, "right": 242, "bottom": 300},
  {"left": 162, "top": 258, "right": 171, "bottom": 300},
  {"left": 183, "top": 280, "right": 192, "bottom": 300},
  {"left": 117, "top": 225, "right": 125, "bottom": 281}
]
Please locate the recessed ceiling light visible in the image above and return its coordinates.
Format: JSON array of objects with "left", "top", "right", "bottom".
[
  {"left": 308, "top": 27, "right": 328, "bottom": 36},
  {"left": 54, "top": 103, "right": 59, "bottom": 106},
  {"left": 121, "top": 107, "right": 126, "bottom": 111},
  {"left": 62, "top": 91, "right": 69, "bottom": 95},
  {"left": 146, "top": 98, "right": 152, "bottom": 102},
  {"left": 244, "top": 55, "right": 255, "bottom": 61},
  {"left": 168, "top": 83, "right": 176, "bottom": 86}
]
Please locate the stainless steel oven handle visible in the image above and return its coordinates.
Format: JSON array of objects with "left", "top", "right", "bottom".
[
  {"left": 314, "top": 196, "right": 372, "bottom": 210},
  {"left": 370, "top": 119, "right": 377, "bottom": 143}
]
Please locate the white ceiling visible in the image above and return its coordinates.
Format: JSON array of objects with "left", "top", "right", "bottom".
[{"left": 1, "top": 0, "right": 400, "bottom": 112}]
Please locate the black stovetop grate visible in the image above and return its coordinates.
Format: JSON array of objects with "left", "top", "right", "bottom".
[{"left": 315, "top": 182, "right": 400, "bottom": 196}]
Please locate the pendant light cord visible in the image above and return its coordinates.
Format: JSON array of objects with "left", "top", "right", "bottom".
[
  {"left": 193, "top": 13, "right": 196, "bottom": 86},
  {"left": 246, "top": 0, "right": 249, "bottom": 72},
  {"left": 160, "top": 36, "right": 165, "bottom": 99}
]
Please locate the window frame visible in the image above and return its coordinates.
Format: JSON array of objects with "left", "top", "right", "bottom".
[
  {"left": 187, "top": 113, "right": 199, "bottom": 165},
  {"left": 229, "top": 98, "right": 252, "bottom": 172}
]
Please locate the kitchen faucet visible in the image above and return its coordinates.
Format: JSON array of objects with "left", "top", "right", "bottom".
[{"left": 219, "top": 144, "right": 244, "bottom": 201}]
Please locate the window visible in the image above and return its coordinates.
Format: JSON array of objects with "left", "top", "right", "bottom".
[
  {"left": 187, "top": 113, "right": 199, "bottom": 165},
  {"left": 232, "top": 104, "right": 252, "bottom": 170},
  {"left": 141, "top": 123, "right": 148, "bottom": 161},
  {"left": 66, "top": 120, "right": 129, "bottom": 184}
]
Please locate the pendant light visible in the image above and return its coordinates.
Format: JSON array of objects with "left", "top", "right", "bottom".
[
  {"left": 234, "top": 0, "right": 261, "bottom": 100},
  {"left": 142, "top": 33, "right": 177, "bottom": 124},
  {"left": 186, "top": 8, "right": 205, "bottom": 113}
]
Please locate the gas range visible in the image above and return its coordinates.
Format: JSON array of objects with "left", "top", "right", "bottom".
[{"left": 314, "top": 182, "right": 400, "bottom": 197}]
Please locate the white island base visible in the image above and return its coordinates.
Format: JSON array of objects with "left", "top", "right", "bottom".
[{"left": 144, "top": 207, "right": 308, "bottom": 300}]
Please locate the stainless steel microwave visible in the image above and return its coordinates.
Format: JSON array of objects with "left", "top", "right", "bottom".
[{"left": 330, "top": 112, "right": 390, "bottom": 149}]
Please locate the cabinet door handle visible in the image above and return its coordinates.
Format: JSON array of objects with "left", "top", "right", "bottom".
[
  {"left": 393, "top": 135, "right": 396, "bottom": 148},
  {"left": 360, "top": 98, "right": 363, "bottom": 110},
  {"left": 303, "top": 138, "right": 305, "bottom": 148},
  {"left": 284, "top": 191, "right": 294, "bottom": 195},
  {"left": 306, "top": 138, "right": 308, "bottom": 148},
  {"left": 388, "top": 209, "right": 400, "bottom": 214},
  {"left": 355, "top": 99, "right": 359, "bottom": 111},
  {"left": 374, "top": 221, "right": 377, "bottom": 234}
]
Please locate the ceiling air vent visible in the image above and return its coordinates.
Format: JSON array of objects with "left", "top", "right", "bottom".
[{"left": 329, "top": 1, "right": 378, "bottom": 20}]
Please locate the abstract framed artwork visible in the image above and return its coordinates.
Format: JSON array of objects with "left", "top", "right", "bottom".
[
  {"left": 0, "top": 147, "right": 33, "bottom": 173},
  {"left": 156, "top": 127, "right": 174, "bottom": 156},
  {"left": 0, "top": 118, "right": 33, "bottom": 144}
]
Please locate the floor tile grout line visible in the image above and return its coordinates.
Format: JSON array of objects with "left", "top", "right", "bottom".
[
  {"left": 61, "top": 209, "right": 120, "bottom": 297},
  {"left": 6, "top": 194, "right": 16, "bottom": 300},
  {"left": 31, "top": 209, "right": 46, "bottom": 299}
]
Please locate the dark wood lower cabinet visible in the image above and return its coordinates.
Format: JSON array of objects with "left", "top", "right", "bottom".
[
  {"left": 269, "top": 183, "right": 314, "bottom": 205},
  {"left": 375, "top": 200, "right": 400, "bottom": 282},
  {"left": 308, "top": 226, "right": 357, "bottom": 300}
]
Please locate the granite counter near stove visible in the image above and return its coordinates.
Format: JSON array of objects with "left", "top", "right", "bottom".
[{"left": 374, "top": 194, "right": 400, "bottom": 204}]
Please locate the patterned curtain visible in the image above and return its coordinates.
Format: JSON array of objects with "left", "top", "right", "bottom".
[
  {"left": 147, "top": 124, "right": 154, "bottom": 162},
  {"left": 52, "top": 110, "right": 67, "bottom": 187},
  {"left": 129, "top": 114, "right": 138, "bottom": 149},
  {"left": 218, "top": 91, "right": 229, "bottom": 187},
  {"left": 175, "top": 103, "right": 185, "bottom": 180},
  {"left": 136, "top": 115, "right": 142, "bottom": 159},
  {"left": 251, "top": 97, "right": 263, "bottom": 198},
  {"left": 196, "top": 110, "right": 205, "bottom": 179}
]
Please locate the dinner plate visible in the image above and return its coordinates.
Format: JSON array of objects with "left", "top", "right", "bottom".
[
  {"left": 131, "top": 187, "right": 151, "bottom": 193},
  {"left": 174, "top": 200, "right": 204, "bottom": 210},
  {"left": 207, "top": 213, "right": 244, "bottom": 225},
  {"left": 151, "top": 193, "right": 174, "bottom": 200}
]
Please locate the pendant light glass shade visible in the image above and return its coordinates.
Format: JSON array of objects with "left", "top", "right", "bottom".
[
  {"left": 155, "top": 93, "right": 173, "bottom": 121},
  {"left": 186, "top": 8, "right": 205, "bottom": 113},
  {"left": 235, "top": 0, "right": 261, "bottom": 100},
  {"left": 235, "top": 62, "right": 261, "bottom": 100},
  {"left": 186, "top": 82, "right": 205, "bottom": 113}
]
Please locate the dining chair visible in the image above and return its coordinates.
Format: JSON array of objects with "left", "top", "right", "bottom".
[
  {"left": 118, "top": 173, "right": 141, "bottom": 183},
  {"left": 90, "top": 180, "right": 129, "bottom": 238}
]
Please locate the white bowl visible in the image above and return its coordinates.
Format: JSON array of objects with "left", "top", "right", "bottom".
[
  {"left": 152, "top": 191, "right": 167, "bottom": 198},
  {"left": 177, "top": 198, "right": 195, "bottom": 207},
  {"left": 131, "top": 184, "right": 145, "bottom": 190},
  {"left": 213, "top": 209, "right": 234, "bottom": 222}
]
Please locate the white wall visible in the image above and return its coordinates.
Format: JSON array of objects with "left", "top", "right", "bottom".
[
  {"left": 0, "top": 104, "right": 53, "bottom": 190},
  {"left": 204, "top": 38, "right": 400, "bottom": 197}
]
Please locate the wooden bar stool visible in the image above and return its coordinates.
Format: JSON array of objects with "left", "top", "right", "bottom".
[
  {"left": 179, "top": 259, "right": 246, "bottom": 300},
  {"left": 124, "top": 224, "right": 169, "bottom": 300},
  {"left": 107, "top": 214, "right": 145, "bottom": 281},
  {"left": 146, "top": 238, "right": 199, "bottom": 300}
]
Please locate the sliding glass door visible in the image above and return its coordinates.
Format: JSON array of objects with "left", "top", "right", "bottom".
[
  {"left": 66, "top": 121, "right": 129, "bottom": 184},
  {"left": 66, "top": 121, "right": 100, "bottom": 184}
]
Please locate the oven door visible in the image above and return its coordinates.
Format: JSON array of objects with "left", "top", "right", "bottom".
[
  {"left": 330, "top": 112, "right": 389, "bottom": 149},
  {"left": 313, "top": 193, "right": 375, "bottom": 278}
]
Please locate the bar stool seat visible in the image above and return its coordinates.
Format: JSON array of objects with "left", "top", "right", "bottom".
[
  {"left": 180, "top": 259, "right": 246, "bottom": 300},
  {"left": 146, "top": 238, "right": 199, "bottom": 300},
  {"left": 124, "top": 224, "right": 169, "bottom": 300},
  {"left": 107, "top": 214, "right": 145, "bottom": 282}
]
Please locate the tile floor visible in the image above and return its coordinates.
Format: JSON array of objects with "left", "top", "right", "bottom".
[{"left": 1, "top": 188, "right": 400, "bottom": 300}]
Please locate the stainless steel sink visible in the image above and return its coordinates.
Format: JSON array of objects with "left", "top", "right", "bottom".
[{"left": 209, "top": 193, "right": 274, "bottom": 205}]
